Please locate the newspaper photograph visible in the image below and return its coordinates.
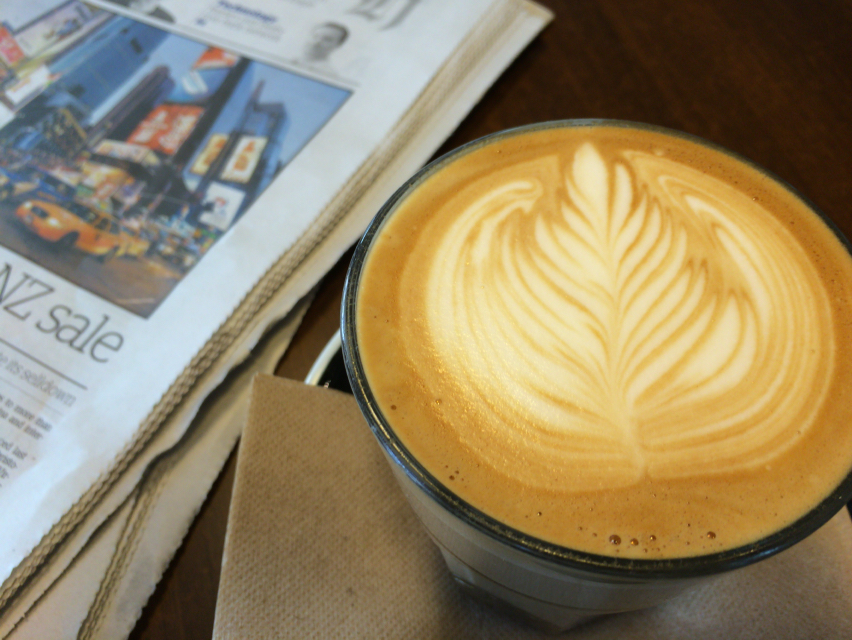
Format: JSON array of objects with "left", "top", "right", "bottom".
[{"left": 2, "top": 13, "right": 351, "bottom": 317}]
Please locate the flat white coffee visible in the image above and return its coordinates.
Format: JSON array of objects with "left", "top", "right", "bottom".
[{"left": 355, "top": 124, "right": 852, "bottom": 559}]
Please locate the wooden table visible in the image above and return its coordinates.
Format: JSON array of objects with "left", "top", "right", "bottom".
[{"left": 128, "top": 1, "right": 852, "bottom": 637}]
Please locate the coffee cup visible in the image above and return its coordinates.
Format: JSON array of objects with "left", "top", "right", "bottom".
[{"left": 340, "top": 120, "right": 852, "bottom": 631}]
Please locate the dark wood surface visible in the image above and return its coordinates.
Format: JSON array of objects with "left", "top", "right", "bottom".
[{"left": 128, "top": 1, "right": 852, "bottom": 637}]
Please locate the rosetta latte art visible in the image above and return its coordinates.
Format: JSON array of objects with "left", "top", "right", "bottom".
[{"left": 422, "top": 143, "right": 834, "bottom": 491}]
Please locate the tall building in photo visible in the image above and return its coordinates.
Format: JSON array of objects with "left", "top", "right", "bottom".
[
  {"left": 45, "top": 16, "right": 169, "bottom": 119},
  {"left": 0, "top": 15, "right": 169, "bottom": 158},
  {"left": 86, "top": 65, "right": 174, "bottom": 146},
  {"left": 191, "top": 76, "right": 289, "bottom": 233}
]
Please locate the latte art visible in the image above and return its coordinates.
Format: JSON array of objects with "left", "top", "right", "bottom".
[
  {"left": 355, "top": 124, "right": 852, "bottom": 558},
  {"left": 422, "top": 143, "right": 833, "bottom": 491}
]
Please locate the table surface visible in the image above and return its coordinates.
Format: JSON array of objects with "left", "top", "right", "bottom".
[{"left": 128, "top": 1, "right": 852, "bottom": 637}]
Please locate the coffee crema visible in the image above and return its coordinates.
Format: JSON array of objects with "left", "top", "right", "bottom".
[{"left": 355, "top": 124, "right": 852, "bottom": 559}]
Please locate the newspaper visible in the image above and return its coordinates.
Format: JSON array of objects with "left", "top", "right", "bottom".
[{"left": 0, "top": 0, "right": 551, "bottom": 626}]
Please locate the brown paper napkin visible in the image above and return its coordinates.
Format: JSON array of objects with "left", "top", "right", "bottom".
[{"left": 212, "top": 374, "right": 852, "bottom": 638}]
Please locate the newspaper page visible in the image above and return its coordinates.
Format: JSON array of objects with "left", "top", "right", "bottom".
[{"left": 0, "top": 0, "right": 529, "bottom": 589}]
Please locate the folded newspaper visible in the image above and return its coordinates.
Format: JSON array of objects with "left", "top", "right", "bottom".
[{"left": 0, "top": 0, "right": 551, "bottom": 635}]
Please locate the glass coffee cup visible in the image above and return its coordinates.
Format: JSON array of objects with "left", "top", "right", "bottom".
[{"left": 340, "top": 120, "right": 852, "bottom": 631}]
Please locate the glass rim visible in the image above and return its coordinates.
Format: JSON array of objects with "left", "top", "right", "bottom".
[{"left": 340, "top": 118, "right": 852, "bottom": 579}]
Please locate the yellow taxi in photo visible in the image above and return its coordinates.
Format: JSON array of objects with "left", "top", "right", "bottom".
[
  {"left": 15, "top": 199, "right": 125, "bottom": 262},
  {"left": 119, "top": 224, "right": 151, "bottom": 258}
]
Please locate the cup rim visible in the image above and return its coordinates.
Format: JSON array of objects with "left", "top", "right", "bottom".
[{"left": 340, "top": 118, "right": 852, "bottom": 579}]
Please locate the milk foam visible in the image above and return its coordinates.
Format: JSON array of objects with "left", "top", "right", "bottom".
[
  {"left": 421, "top": 142, "right": 833, "bottom": 491},
  {"left": 356, "top": 125, "right": 852, "bottom": 557}
]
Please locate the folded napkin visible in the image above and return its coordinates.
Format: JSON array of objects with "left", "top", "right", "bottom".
[{"left": 213, "top": 374, "right": 852, "bottom": 638}]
